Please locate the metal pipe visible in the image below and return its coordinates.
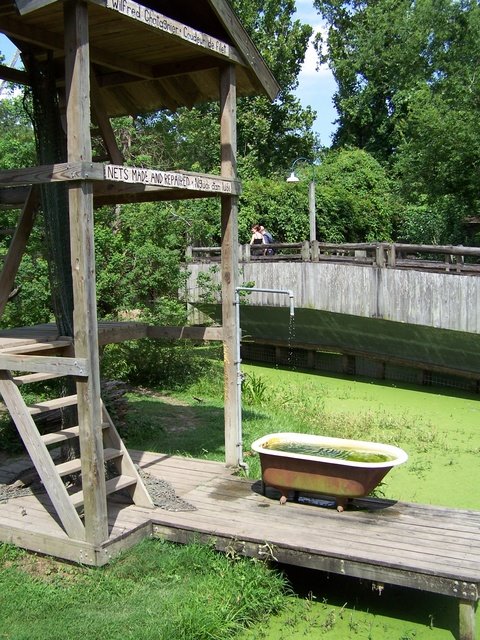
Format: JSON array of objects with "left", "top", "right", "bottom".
[{"left": 233, "top": 287, "right": 295, "bottom": 469}]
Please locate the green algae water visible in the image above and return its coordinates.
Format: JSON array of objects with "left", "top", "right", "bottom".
[{"left": 264, "top": 440, "right": 394, "bottom": 463}]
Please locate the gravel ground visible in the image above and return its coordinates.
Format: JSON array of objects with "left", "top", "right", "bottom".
[
  {"left": 0, "top": 468, "right": 196, "bottom": 512},
  {"left": 138, "top": 469, "right": 196, "bottom": 511}
]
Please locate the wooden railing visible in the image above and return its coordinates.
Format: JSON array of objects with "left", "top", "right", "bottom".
[{"left": 186, "top": 242, "right": 480, "bottom": 274}]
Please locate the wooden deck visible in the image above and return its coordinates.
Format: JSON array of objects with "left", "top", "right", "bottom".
[{"left": 0, "top": 451, "right": 478, "bottom": 638}]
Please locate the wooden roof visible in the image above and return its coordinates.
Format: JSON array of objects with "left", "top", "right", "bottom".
[{"left": 0, "top": 0, "right": 279, "bottom": 116}]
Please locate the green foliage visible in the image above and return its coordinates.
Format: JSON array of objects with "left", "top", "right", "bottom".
[
  {"left": 315, "top": 148, "right": 394, "bottom": 242},
  {"left": 238, "top": 149, "right": 395, "bottom": 244},
  {"left": 239, "top": 177, "right": 309, "bottom": 242},
  {"left": 315, "top": 0, "right": 480, "bottom": 241},
  {"left": 242, "top": 372, "right": 269, "bottom": 406},
  {"left": 94, "top": 203, "right": 186, "bottom": 316},
  {"left": 0, "top": 96, "right": 36, "bottom": 169},
  {"left": 195, "top": 266, "right": 221, "bottom": 303},
  {"left": 0, "top": 253, "right": 52, "bottom": 329},
  {"left": 101, "top": 339, "right": 213, "bottom": 389},
  {"left": 100, "top": 306, "right": 212, "bottom": 389}
]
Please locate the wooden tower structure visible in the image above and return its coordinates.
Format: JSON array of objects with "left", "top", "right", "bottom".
[{"left": 0, "top": 0, "right": 278, "bottom": 563}]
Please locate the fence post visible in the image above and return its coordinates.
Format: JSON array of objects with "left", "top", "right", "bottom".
[
  {"left": 185, "top": 245, "right": 193, "bottom": 261},
  {"left": 243, "top": 243, "right": 251, "bottom": 262},
  {"left": 375, "top": 243, "right": 386, "bottom": 268},
  {"left": 388, "top": 244, "right": 396, "bottom": 267},
  {"left": 311, "top": 239, "right": 320, "bottom": 262},
  {"left": 301, "top": 240, "right": 311, "bottom": 261}
]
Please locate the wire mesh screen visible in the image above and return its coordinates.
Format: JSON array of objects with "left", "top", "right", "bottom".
[
  {"left": 240, "top": 341, "right": 479, "bottom": 394},
  {"left": 25, "top": 51, "right": 73, "bottom": 337}
]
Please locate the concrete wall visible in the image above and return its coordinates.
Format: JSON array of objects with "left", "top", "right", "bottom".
[{"left": 186, "top": 262, "right": 480, "bottom": 334}]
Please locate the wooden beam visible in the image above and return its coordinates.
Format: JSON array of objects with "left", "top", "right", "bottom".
[
  {"left": 219, "top": 64, "right": 240, "bottom": 468},
  {"left": 14, "top": 0, "right": 58, "bottom": 15},
  {"left": 0, "top": 186, "right": 31, "bottom": 208},
  {"left": 96, "top": 56, "right": 220, "bottom": 90},
  {"left": 0, "top": 162, "right": 102, "bottom": 187},
  {"left": 0, "top": 64, "right": 29, "bottom": 85},
  {"left": 147, "top": 326, "right": 224, "bottom": 341},
  {"left": 93, "top": 183, "right": 226, "bottom": 206},
  {"left": 0, "top": 371, "right": 85, "bottom": 540},
  {"left": 0, "top": 163, "right": 241, "bottom": 196},
  {"left": 0, "top": 353, "right": 89, "bottom": 375},
  {"left": 90, "top": 72, "right": 123, "bottom": 165},
  {"left": 87, "top": 0, "right": 245, "bottom": 67},
  {"left": 103, "top": 164, "right": 240, "bottom": 195},
  {"left": 64, "top": 0, "right": 108, "bottom": 546},
  {"left": 0, "top": 185, "right": 38, "bottom": 318},
  {"left": 206, "top": 0, "right": 280, "bottom": 99},
  {"left": 97, "top": 321, "right": 147, "bottom": 344}
]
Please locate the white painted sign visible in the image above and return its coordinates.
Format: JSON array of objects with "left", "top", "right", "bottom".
[
  {"left": 104, "top": 164, "right": 232, "bottom": 194},
  {"left": 106, "top": 0, "right": 230, "bottom": 57}
]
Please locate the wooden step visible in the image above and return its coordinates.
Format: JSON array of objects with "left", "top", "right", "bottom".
[
  {"left": 13, "top": 372, "right": 65, "bottom": 386},
  {"left": 1, "top": 339, "right": 72, "bottom": 355},
  {"left": 70, "top": 474, "right": 137, "bottom": 508},
  {"left": 28, "top": 394, "right": 78, "bottom": 415},
  {"left": 41, "top": 422, "right": 110, "bottom": 446},
  {"left": 55, "top": 447, "right": 122, "bottom": 477}
]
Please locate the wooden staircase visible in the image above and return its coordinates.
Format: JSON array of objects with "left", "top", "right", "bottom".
[{"left": 0, "top": 337, "right": 154, "bottom": 542}]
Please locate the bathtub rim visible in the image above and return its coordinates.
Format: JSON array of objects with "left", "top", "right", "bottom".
[{"left": 251, "top": 432, "right": 408, "bottom": 468}]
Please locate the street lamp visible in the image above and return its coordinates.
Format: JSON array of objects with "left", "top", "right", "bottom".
[{"left": 286, "top": 157, "right": 317, "bottom": 242}]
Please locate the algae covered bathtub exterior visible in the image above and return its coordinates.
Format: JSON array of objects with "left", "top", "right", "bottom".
[{"left": 252, "top": 432, "right": 408, "bottom": 508}]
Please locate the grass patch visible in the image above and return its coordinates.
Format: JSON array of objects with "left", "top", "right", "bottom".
[{"left": 0, "top": 539, "right": 286, "bottom": 640}]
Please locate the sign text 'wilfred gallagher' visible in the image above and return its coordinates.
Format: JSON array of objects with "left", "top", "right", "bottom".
[
  {"left": 104, "top": 165, "right": 232, "bottom": 194},
  {"left": 106, "top": 0, "right": 229, "bottom": 55}
]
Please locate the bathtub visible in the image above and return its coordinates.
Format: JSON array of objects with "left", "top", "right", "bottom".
[{"left": 251, "top": 432, "right": 408, "bottom": 510}]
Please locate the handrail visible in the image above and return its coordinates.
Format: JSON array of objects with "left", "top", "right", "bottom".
[{"left": 185, "top": 241, "right": 480, "bottom": 275}]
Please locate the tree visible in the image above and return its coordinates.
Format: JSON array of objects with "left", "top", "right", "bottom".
[
  {"left": 315, "top": 148, "right": 394, "bottom": 242},
  {"left": 315, "top": 0, "right": 480, "bottom": 243},
  {"left": 313, "top": 0, "right": 431, "bottom": 159}
]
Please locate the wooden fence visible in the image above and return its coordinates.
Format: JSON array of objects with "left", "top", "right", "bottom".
[{"left": 186, "top": 242, "right": 480, "bottom": 275}]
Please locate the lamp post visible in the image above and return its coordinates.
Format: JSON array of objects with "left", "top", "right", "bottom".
[{"left": 286, "top": 157, "right": 317, "bottom": 243}]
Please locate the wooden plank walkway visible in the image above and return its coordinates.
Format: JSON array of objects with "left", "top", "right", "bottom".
[{"left": 0, "top": 451, "right": 478, "bottom": 638}]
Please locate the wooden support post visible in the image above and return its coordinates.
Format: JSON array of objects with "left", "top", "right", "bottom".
[
  {"left": 459, "top": 599, "right": 476, "bottom": 640},
  {"left": 0, "top": 186, "right": 39, "bottom": 318},
  {"left": 90, "top": 72, "right": 124, "bottom": 165},
  {"left": 64, "top": 0, "right": 108, "bottom": 545},
  {"left": 220, "top": 64, "right": 240, "bottom": 468}
]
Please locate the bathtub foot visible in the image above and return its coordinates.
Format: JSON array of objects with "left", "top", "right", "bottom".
[
  {"left": 336, "top": 498, "right": 350, "bottom": 512},
  {"left": 279, "top": 494, "right": 288, "bottom": 505}
]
